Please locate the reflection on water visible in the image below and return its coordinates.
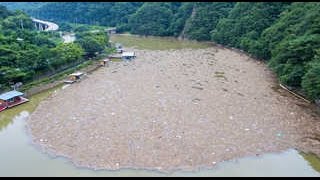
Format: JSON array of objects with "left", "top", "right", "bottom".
[
  {"left": 0, "top": 86, "right": 319, "bottom": 176},
  {"left": 0, "top": 85, "right": 61, "bottom": 131}
]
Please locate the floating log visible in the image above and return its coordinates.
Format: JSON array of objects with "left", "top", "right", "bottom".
[{"left": 279, "top": 84, "right": 311, "bottom": 103}]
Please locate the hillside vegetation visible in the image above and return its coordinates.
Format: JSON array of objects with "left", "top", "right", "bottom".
[
  {"left": 1, "top": 2, "right": 319, "bottom": 101},
  {"left": 0, "top": 5, "right": 110, "bottom": 92}
]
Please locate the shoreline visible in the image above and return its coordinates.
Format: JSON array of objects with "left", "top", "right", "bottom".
[
  {"left": 25, "top": 121, "right": 296, "bottom": 174},
  {"left": 25, "top": 126, "right": 299, "bottom": 174},
  {"left": 24, "top": 116, "right": 298, "bottom": 174}
]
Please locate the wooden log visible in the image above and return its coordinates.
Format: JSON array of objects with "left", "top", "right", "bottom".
[{"left": 279, "top": 83, "right": 311, "bottom": 103}]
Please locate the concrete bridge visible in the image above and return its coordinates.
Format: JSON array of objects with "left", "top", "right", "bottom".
[{"left": 31, "top": 18, "right": 59, "bottom": 31}]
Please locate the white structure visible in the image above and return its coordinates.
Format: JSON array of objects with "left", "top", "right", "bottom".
[
  {"left": 31, "top": 18, "right": 59, "bottom": 31},
  {"left": 64, "top": 72, "right": 85, "bottom": 84},
  {"left": 122, "top": 52, "right": 136, "bottom": 61}
]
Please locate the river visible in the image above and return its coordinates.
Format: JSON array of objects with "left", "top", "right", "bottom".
[
  {"left": 1, "top": 34, "right": 320, "bottom": 176},
  {"left": 0, "top": 74, "right": 319, "bottom": 177}
]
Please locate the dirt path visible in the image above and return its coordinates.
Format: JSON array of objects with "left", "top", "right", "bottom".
[{"left": 27, "top": 47, "right": 320, "bottom": 172}]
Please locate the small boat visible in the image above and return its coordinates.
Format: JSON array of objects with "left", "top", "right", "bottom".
[
  {"left": 100, "top": 58, "right": 110, "bottom": 67},
  {"left": 64, "top": 72, "right": 85, "bottom": 84},
  {"left": 116, "top": 48, "right": 123, "bottom": 53},
  {"left": 0, "top": 90, "right": 29, "bottom": 112},
  {"left": 122, "top": 52, "right": 136, "bottom": 61}
]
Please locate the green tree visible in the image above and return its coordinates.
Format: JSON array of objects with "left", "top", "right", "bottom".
[
  {"left": 261, "top": 2, "right": 320, "bottom": 60},
  {"left": 49, "top": 43, "right": 84, "bottom": 69},
  {"left": 268, "top": 35, "right": 320, "bottom": 87},
  {"left": 0, "top": 5, "right": 12, "bottom": 18},
  {"left": 167, "top": 2, "right": 194, "bottom": 37},
  {"left": 212, "top": 2, "right": 289, "bottom": 57},
  {"left": 76, "top": 31, "right": 109, "bottom": 57},
  {"left": 301, "top": 50, "right": 320, "bottom": 100},
  {"left": 184, "top": 2, "right": 235, "bottom": 41},
  {"left": 0, "top": 66, "right": 28, "bottom": 85},
  {"left": 129, "top": 3, "right": 174, "bottom": 36}
]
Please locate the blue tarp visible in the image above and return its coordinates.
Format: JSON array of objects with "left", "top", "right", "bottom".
[{"left": 0, "top": 90, "right": 24, "bottom": 100}]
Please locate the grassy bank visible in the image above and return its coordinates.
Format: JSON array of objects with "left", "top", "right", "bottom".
[{"left": 20, "top": 60, "right": 94, "bottom": 96}]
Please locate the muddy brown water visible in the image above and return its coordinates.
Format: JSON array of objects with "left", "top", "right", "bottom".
[
  {"left": 1, "top": 35, "right": 320, "bottom": 176},
  {"left": 27, "top": 47, "right": 320, "bottom": 172},
  {"left": 0, "top": 109, "right": 319, "bottom": 176}
]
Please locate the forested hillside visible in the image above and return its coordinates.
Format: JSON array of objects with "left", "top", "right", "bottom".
[
  {"left": 183, "top": 2, "right": 235, "bottom": 40},
  {"left": 212, "top": 2, "right": 320, "bottom": 100},
  {"left": 1, "top": 2, "right": 319, "bottom": 101},
  {"left": 263, "top": 3, "right": 320, "bottom": 99},
  {"left": 0, "top": 2, "right": 46, "bottom": 11},
  {"left": 211, "top": 2, "right": 290, "bottom": 58},
  {"left": 0, "top": 5, "right": 110, "bottom": 91},
  {"left": 27, "top": 2, "right": 144, "bottom": 31}
]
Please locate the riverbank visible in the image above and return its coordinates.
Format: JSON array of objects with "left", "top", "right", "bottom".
[
  {"left": 27, "top": 45, "right": 320, "bottom": 172},
  {"left": 20, "top": 58, "right": 107, "bottom": 98}
]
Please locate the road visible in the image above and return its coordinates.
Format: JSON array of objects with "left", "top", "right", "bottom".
[
  {"left": 62, "top": 33, "right": 76, "bottom": 43},
  {"left": 31, "top": 18, "right": 59, "bottom": 31}
]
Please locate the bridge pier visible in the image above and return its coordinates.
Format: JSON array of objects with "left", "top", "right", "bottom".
[
  {"left": 33, "top": 21, "right": 54, "bottom": 31},
  {"left": 34, "top": 21, "right": 46, "bottom": 31}
]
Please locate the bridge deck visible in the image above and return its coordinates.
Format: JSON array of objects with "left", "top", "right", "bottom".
[{"left": 32, "top": 18, "right": 59, "bottom": 31}]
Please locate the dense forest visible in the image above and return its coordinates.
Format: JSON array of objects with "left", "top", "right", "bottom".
[
  {"left": 0, "top": 2, "right": 319, "bottom": 101},
  {"left": 0, "top": 5, "right": 110, "bottom": 91},
  {"left": 0, "top": 2, "right": 47, "bottom": 11}
]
